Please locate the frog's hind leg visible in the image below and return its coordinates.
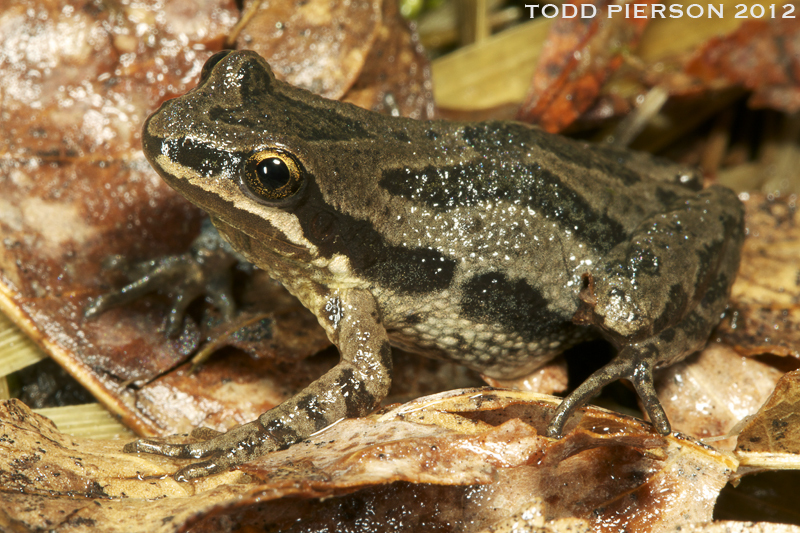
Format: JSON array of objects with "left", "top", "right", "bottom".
[{"left": 547, "top": 184, "right": 744, "bottom": 438}]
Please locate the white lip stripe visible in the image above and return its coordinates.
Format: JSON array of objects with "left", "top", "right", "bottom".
[
  {"left": 155, "top": 153, "right": 319, "bottom": 253},
  {"left": 154, "top": 153, "right": 361, "bottom": 289}
]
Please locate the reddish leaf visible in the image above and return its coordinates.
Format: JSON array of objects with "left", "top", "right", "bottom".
[
  {"left": 515, "top": 0, "right": 651, "bottom": 131},
  {"left": 685, "top": 18, "right": 800, "bottom": 113}
]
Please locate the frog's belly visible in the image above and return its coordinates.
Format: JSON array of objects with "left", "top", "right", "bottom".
[{"left": 380, "top": 289, "right": 592, "bottom": 379}]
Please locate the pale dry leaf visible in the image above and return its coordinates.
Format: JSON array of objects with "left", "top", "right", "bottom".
[
  {"left": 655, "top": 343, "right": 784, "bottom": 450},
  {"left": 716, "top": 194, "right": 800, "bottom": 358},
  {"left": 737, "top": 370, "right": 800, "bottom": 456}
]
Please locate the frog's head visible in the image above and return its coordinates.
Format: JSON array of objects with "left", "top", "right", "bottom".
[{"left": 142, "top": 50, "right": 402, "bottom": 276}]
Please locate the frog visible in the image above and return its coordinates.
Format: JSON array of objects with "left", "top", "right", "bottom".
[{"left": 120, "top": 49, "right": 744, "bottom": 481}]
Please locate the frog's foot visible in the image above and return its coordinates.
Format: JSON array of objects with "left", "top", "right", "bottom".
[
  {"left": 84, "top": 220, "right": 239, "bottom": 337},
  {"left": 124, "top": 421, "right": 278, "bottom": 481},
  {"left": 546, "top": 348, "right": 668, "bottom": 438}
]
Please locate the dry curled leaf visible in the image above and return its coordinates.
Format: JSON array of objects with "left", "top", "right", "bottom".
[{"left": 737, "top": 370, "right": 800, "bottom": 456}]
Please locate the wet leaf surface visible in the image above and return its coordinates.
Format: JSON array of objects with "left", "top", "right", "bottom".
[{"left": 0, "top": 0, "right": 248, "bottom": 437}]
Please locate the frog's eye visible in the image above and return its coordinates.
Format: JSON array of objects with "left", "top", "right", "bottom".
[
  {"left": 243, "top": 150, "right": 305, "bottom": 202},
  {"left": 200, "top": 50, "right": 232, "bottom": 82}
]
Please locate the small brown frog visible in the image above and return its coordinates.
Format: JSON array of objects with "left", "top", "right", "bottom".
[{"left": 106, "top": 50, "right": 744, "bottom": 480}]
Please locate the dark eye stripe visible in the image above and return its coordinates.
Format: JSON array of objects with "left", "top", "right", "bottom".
[{"left": 164, "top": 137, "right": 230, "bottom": 178}]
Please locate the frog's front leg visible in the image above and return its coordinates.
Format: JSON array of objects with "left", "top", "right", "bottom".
[
  {"left": 124, "top": 289, "right": 392, "bottom": 481},
  {"left": 84, "top": 219, "right": 239, "bottom": 337},
  {"left": 547, "top": 185, "right": 744, "bottom": 438}
]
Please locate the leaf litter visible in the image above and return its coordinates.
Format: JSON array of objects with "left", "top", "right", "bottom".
[{"left": 1, "top": 0, "right": 800, "bottom": 531}]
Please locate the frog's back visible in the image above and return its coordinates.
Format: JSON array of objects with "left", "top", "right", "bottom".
[{"left": 316, "top": 119, "right": 708, "bottom": 378}]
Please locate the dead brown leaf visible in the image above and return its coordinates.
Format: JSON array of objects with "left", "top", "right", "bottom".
[
  {"left": 0, "top": 391, "right": 737, "bottom": 532},
  {"left": 515, "top": 0, "right": 651, "bottom": 131},
  {"left": 236, "top": 0, "right": 434, "bottom": 118},
  {"left": 235, "top": 0, "right": 382, "bottom": 99},
  {"left": 341, "top": 0, "right": 436, "bottom": 119}
]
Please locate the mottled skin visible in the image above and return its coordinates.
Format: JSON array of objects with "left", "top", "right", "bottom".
[{"left": 126, "top": 50, "right": 744, "bottom": 480}]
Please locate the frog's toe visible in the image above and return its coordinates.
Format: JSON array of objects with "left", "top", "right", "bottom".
[
  {"left": 123, "top": 438, "right": 197, "bottom": 458},
  {"left": 628, "top": 358, "right": 670, "bottom": 435},
  {"left": 163, "top": 286, "right": 204, "bottom": 337},
  {"left": 547, "top": 357, "right": 630, "bottom": 438},
  {"left": 204, "top": 272, "right": 236, "bottom": 321},
  {"left": 174, "top": 460, "right": 227, "bottom": 482},
  {"left": 124, "top": 420, "right": 281, "bottom": 480},
  {"left": 83, "top": 293, "right": 116, "bottom": 319},
  {"left": 546, "top": 350, "right": 671, "bottom": 438},
  {"left": 124, "top": 437, "right": 231, "bottom": 480},
  {"left": 85, "top": 223, "right": 239, "bottom": 336}
]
